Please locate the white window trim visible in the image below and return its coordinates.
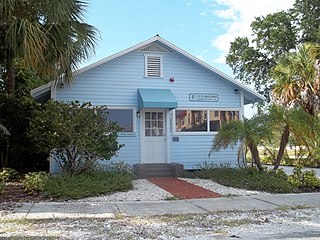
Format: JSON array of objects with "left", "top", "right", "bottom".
[
  {"left": 144, "top": 54, "right": 163, "bottom": 78},
  {"left": 103, "top": 106, "right": 137, "bottom": 136},
  {"left": 172, "top": 108, "right": 241, "bottom": 136}
]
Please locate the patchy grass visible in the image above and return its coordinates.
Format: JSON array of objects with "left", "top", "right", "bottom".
[
  {"left": 188, "top": 167, "right": 297, "bottom": 193},
  {"left": 0, "top": 219, "right": 31, "bottom": 225},
  {"left": 164, "top": 196, "right": 181, "bottom": 201},
  {"left": 44, "top": 170, "right": 133, "bottom": 200}
]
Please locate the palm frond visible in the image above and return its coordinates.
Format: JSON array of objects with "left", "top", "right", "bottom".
[
  {"left": 1, "top": 0, "right": 99, "bottom": 92},
  {"left": 0, "top": 124, "right": 10, "bottom": 136}
]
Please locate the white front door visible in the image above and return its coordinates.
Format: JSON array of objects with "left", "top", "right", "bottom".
[{"left": 142, "top": 110, "right": 166, "bottom": 163}]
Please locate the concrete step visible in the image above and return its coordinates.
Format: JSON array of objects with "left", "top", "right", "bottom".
[{"left": 133, "top": 163, "right": 183, "bottom": 178}]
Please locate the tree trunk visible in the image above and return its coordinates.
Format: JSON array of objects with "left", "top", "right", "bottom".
[
  {"left": 273, "top": 124, "right": 290, "bottom": 171},
  {"left": 6, "top": 57, "right": 15, "bottom": 94},
  {"left": 249, "top": 143, "right": 263, "bottom": 171}
]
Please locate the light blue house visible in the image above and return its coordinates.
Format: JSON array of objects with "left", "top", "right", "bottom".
[{"left": 32, "top": 35, "right": 264, "bottom": 176}]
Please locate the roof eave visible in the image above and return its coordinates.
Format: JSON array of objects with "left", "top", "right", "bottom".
[{"left": 30, "top": 82, "right": 52, "bottom": 98}]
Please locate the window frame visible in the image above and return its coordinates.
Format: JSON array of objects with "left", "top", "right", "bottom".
[
  {"left": 144, "top": 54, "right": 163, "bottom": 78},
  {"left": 103, "top": 106, "right": 137, "bottom": 136},
  {"left": 173, "top": 108, "right": 240, "bottom": 135}
]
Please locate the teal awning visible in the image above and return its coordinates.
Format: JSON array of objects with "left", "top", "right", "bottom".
[{"left": 138, "top": 89, "right": 177, "bottom": 110}]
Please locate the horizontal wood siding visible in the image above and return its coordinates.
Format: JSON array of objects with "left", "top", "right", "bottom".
[
  {"left": 54, "top": 49, "right": 241, "bottom": 167},
  {"left": 163, "top": 54, "right": 240, "bottom": 108},
  {"left": 110, "top": 121, "right": 140, "bottom": 165},
  {"left": 56, "top": 51, "right": 240, "bottom": 108},
  {"left": 170, "top": 135, "right": 239, "bottom": 169}
]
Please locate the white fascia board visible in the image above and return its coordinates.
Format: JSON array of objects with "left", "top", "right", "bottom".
[{"left": 30, "top": 82, "right": 52, "bottom": 98}]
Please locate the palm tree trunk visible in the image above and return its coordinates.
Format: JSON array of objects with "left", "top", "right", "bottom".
[
  {"left": 249, "top": 143, "right": 263, "bottom": 171},
  {"left": 273, "top": 124, "right": 290, "bottom": 171},
  {"left": 6, "top": 57, "right": 15, "bottom": 94}
]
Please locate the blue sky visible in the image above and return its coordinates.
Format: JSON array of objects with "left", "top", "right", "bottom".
[
  {"left": 83, "top": 0, "right": 295, "bottom": 116},
  {"left": 84, "top": 0, "right": 294, "bottom": 76}
]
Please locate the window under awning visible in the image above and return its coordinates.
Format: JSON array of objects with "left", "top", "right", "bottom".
[{"left": 138, "top": 89, "right": 178, "bottom": 110}]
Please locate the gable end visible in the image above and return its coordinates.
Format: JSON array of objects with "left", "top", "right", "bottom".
[{"left": 137, "top": 43, "right": 170, "bottom": 53}]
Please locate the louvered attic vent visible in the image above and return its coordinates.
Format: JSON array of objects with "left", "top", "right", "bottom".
[
  {"left": 145, "top": 55, "right": 162, "bottom": 78},
  {"left": 138, "top": 43, "right": 169, "bottom": 53}
]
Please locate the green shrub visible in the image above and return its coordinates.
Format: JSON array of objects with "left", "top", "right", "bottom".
[
  {"left": 0, "top": 168, "right": 19, "bottom": 182},
  {"left": 273, "top": 168, "right": 288, "bottom": 179},
  {"left": 23, "top": 172, "right": 50, "bottom": 192},
  {"left": 44, "top": 170, "right": 133, "bottom": 199},
  {"left": 99, "top": 161, "right": 133, "bottom": 174},
  {"left": 190, "top": 166, "right": 297, "bottom": 193},
  {"left": 288, "top": 166, "right": 320, "bottom": 188},
  {"left": 28, "top": 101, "right": 122, "bottom": 175}
]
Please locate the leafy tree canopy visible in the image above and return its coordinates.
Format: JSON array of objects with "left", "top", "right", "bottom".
[{"left": 226, "top": 0, "right": 320, "bottom": 100}]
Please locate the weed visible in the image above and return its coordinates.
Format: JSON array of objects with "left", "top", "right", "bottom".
[
  {"left": 164, "top": 196, "right": 180, "bottom": 200},
  {"left": 223, "top": 193, "right": 239, "bottom": 198}
]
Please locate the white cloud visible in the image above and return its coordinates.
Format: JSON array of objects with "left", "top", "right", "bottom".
[
  {"left": 199, "top": 12, "right": 206, "bottom": 16},
  {"left": 186, "top": 2, "right": 192, "bottom": 6},
  {"left": 211, "top": 0, "right": 295, "bottom": 63},
  {"left": 214, "top": 8, "right": 237, "bottom": 20}
]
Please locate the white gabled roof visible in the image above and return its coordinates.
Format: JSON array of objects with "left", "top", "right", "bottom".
[{"left": 32, "top": 35, "right": 265, "bottom": 104}]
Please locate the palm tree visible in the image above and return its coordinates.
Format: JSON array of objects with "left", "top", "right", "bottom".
[
  {"left": 271, "top": 43, "right": 320, "bottom": 115},
  {"left": 267, "top": 105, "right": 299, "bottom": 171},
  {"left": 210, "top": 115, "right": 272, "bottom": 171},
  {"left": 270, "top": 43, "right": 320, "bottom": 170},
  {"left": 0, "top": 0, "right": 98, "bottom": 94}
]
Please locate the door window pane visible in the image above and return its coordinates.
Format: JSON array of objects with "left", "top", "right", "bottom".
[
  {"left": 145, "top": 111, "right": 165, "bottom": 136},
  {"left": 152, "top": 121, "right": 157, "bottom": 128},
  {"left": 145, "top": 129, "right": 151, "bottom": 136},
  {"left": 152, "top": 112, "right": 157, "bottom": 120}
]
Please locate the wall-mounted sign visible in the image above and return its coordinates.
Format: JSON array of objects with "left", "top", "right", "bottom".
[{"left": 189, "top": 93, "right": 219, "bottom": 102}]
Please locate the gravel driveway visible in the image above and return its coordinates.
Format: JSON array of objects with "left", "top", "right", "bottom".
[{"left": 1, "top": 207, "right": 320, "bottom": 239}]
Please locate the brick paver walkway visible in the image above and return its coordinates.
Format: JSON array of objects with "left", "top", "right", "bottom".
[{"left": 149, "top": 178, "right": 221, "bottom": 199}]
